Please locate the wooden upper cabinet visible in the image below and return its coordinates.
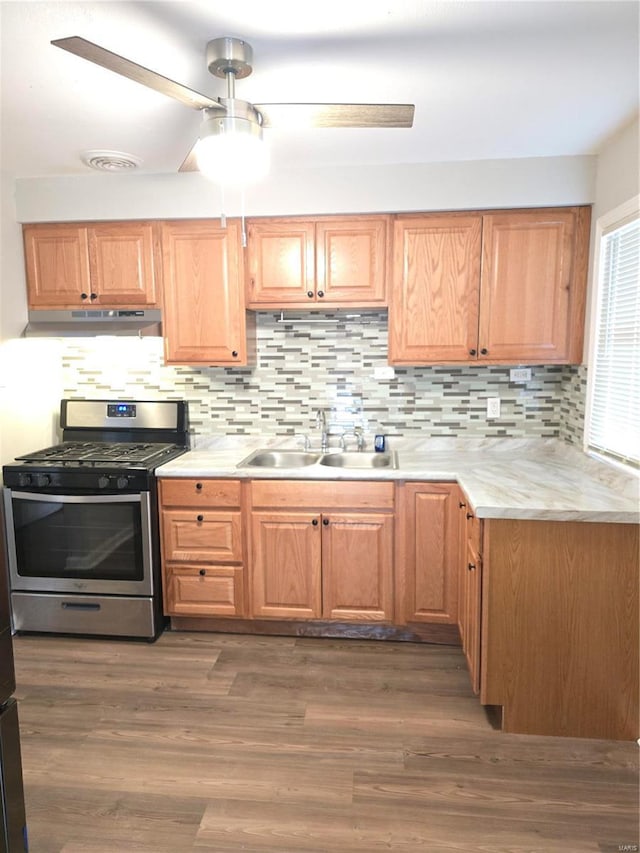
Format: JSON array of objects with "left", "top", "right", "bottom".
[
  {"left": 160, "top": 219, "right": 252, "bottom": 366},
  {"left": 88, "top": 222, "right": 159, "bottom": 306},
  {"left": 389, "top": 206, "right": 590, "bottom": 365},
  {"left": 245, "top": 215, "right": 390, "bottom": 308},
  {"left": 479, "top": 208, "right": 588, "bottom": 363},
  {"left": 24, "top": 221, "right": 159, "bottom": 309},
  {"left": 389, "top": 214, "right": 482, "bottom": 363}
]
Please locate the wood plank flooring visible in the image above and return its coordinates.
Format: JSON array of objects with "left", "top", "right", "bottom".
[{"left": 12, "top": 630, "right": 639, "bottom": 853}]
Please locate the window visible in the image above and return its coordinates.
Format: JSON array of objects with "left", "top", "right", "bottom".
[{"left": 585, "top": 197, "right": 640, "bottom": 469}]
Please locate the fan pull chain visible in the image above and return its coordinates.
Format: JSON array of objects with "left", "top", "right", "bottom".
[{"left": 220, "top": 184, "right": 226, "bottom": 228}]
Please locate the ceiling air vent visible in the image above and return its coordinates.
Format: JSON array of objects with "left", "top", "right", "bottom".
[{"left": 80, "top": 149, "right": 142, "bottom": 172}]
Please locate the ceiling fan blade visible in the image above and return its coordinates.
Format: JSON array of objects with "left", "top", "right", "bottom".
[
  {"left": 178, "top": 142, "right": 199, "bottom": 173},
  {"left": 52, "top": 36, "right": 223, "bottom": 112},
  {"left": 255, "top": 103, "right": 414, "bottom": 129}
]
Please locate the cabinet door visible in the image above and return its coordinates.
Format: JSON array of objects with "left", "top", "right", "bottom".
[
  {"left": 389, "top": 215, "right": 482, "bottom": 363},
  {"left": 315, "top": 216, "right": 389, "bottom": 305},
  {"left": 164, "top": 565, "right": 244, "bottom": 617},
  {"left": 245, "top": 219, "right": 315, "bottom": 306},
  {"left": 88, "top": 222, "right": 159, "bottom": 307},
  {"left": 24, "top": 223, "right": 91, "bottom": 307},
  {"left": 161, "top": 220, "right": 248, "bottom": 365},
  {"left": 251, "top": 511, "right": 322, "bottom": 619},
  {"left": 398, "top": 483, "right": 460, "bottom": 624},
  {"left": 322, "top": 512, "right": 394, "bottom": 621},
  {"left": 479, "top": 208, "right": 588, "bottom": 363},
  {"left": 464, "top": 538, "right": 482, "bottom": 695}
]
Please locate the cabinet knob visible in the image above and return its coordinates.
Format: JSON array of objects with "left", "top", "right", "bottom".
[
  {"left": 311, "top": 518, "right": 319, "bottom": 526},
  {"left": 90, "top": 293, "right": 97, "bottom": 300},
  {"left": 480, "top": 347, "right": 488, "bottom": 355},
  {"left": 469, "top": 348, "right": 476, "bottom": 356},
  {"left": 197, "top": 514, "right": 204, "bottom": 522},
  {"left": 231, "top": 350, "right": 238, "bottom": 358},
  {"left": 81, "top": 293, "right": 88, "bottom": 300},
  {"left": 317, "top": 290, "right": 325, "bottom": 298},
  {"left": 468, "top": 563, "right": 476, "bottom": 571},
  {"left": 307, "top": 291, "right": 314, "bottom": 299},
  {"left": 199, "top": 568, "right": 206, "bottom": 576},
  {"left": 322, "top": 518, "right": 329, "bottom": 526},
  {"left": 196, "top": 482, "right": 203, "bottom": 491},
  {"left": 466, "top": 512, "right": 473, "bottom": 520},
  {"left": 459, "top": 501, "right": 466, "bottom": 509}
]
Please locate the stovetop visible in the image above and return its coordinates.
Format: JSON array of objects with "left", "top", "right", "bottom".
[{"left": 17, "top": 441, "right": 182, "bottom": 468}]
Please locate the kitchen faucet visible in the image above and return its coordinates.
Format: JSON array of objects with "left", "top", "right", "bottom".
[{"left": 315, "top": 408, "right": 329, "bottom": 451}]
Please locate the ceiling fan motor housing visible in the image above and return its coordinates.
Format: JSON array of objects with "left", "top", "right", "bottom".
[{"left": 206, "top": 37, "right": 253, "bottom": 79}]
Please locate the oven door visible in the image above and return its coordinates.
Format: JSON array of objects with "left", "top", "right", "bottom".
[{"left": 3, "top": 489, "right": 154, "bottom": 597}]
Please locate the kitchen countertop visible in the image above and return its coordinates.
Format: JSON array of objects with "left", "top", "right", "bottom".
[{"left": 156, "top": 436, "right": 639, "bottom": 524}]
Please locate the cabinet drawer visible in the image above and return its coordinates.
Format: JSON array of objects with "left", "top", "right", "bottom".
[
  {"left": 161, "top": 510, "right": 243, "bottom": 563},
  {"left": 160, "top": 478, "right": 241, "bottom": 508},
  {"left": 250, "top": 480, "right": 394, "bottom": 510},
  {"left": 164, "top": 565, "right": 244, "bottom": 617}
]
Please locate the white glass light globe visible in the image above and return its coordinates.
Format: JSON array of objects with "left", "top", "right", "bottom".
[{"left": 195, "top": 117, "right": 269, "bottom": 186}]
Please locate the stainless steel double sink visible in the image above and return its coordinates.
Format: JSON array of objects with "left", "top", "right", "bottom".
[{"left": 237, "top": 448, "right": 398, "bottom": 470}]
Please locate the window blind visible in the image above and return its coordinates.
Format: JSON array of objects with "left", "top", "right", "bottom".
[{"left": 587, "top": 214, "right": 640, "bottom": 468}]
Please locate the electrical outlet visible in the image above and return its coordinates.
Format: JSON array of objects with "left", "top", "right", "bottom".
[
  {"left": 374, "top": 366, "right": 396, "bottom": 380},
  {"left": 510, "top": 367, "right": 532, "bottom": 382},
  {"left": 487, "top": 397, "right": 501, "bottom": 418}
]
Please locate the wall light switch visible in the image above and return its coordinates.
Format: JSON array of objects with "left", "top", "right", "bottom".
[
  {"left": 510, "top": 368, "right": 532, "bottom": 382},
  {"left": 487, "top": 397, "right": 501, "bottom": 418},
  {"left": 374, "top": 366, "right": 396, "bottom": 380}
]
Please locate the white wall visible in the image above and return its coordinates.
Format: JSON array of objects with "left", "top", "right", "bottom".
[
  {"left": 14, "top": 155, "right": 596, "bottom": 222},
  {"left": 0, "top": 173, "right": 63, "bottom": 464},
  {"left": 592, "top": 116, "right": 639, "bottom": 221}
]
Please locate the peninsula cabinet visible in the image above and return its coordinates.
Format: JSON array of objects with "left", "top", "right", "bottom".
[
  {"left": 245, "top": 215, "right": 390, "bottom": 308},
  {"left": 249, "top": 480, "right": 394, "bottom": 621},
  {"left": 395, "top": 483, "right": 461, "bottom": 635},
  {"left": 160, "top": 219, "right": 255, "bottom": 366},
  {"left": 389, "top": 206, "right": 591, "bottom": 365},
  {"left": 159, "top": 478, "right": 246, "bottom": 618},
  {"left": 476, "top": 518, "right": 638, "bottom": 741},
  {"left": 23, "top": 221, "right": 160, "bottom": 308}
]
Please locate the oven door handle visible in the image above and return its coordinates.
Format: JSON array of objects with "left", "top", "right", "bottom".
[{"left": 6, "top": 491, "right": 142, "bottom": 505}]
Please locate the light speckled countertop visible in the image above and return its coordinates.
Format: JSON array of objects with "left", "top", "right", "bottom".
[{"left": 156, "top": 436, "right": 639, "bottom": 524}]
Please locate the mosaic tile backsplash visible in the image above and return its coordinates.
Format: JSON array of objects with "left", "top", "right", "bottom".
[{"left": 61, "top": 311, "right": 586, "bottom": 445}]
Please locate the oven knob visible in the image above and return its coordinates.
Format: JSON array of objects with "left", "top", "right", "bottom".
[
  {"left": 34, "top": 473, "right": 50, "bottom": 487},
  {"left": 98, "top": 476, "right": 110, "bottom": 489},
  {"left": 17, "top": 473, "right": 32, "bottom": 488},
  {"left": 116, "top": 477, "right": 129, "bottom": 490}
]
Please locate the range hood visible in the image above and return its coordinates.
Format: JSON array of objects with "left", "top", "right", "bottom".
[{"left": 23, "top": 309, "right": 162, "bottom": 338}]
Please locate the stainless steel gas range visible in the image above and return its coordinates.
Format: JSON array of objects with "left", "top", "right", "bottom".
[{"left": 2, "top": 399, "right": 189, "bottom": 640}]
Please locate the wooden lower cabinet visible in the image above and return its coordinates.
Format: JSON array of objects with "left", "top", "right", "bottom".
[
  {"left": 396, "top": 482, "right": 460, "bottom": 625},
  {"left": 159, "top": 478, "right": 246, "bottom": 618},
  {"left": 462, "top": 509, "right": 482, "bottom": 695},
  {"left": 249, "top": 481, "right": 395, "bottom": 622},
  {"left": 473, "top": 517, "right": 638, "bottom": 741}
]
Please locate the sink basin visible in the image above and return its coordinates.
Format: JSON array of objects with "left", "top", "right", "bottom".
[
  {"left": 318, "top": 451, "right": 398, "bottom": 469},
  {"left": 238, "top": 449, "right": 321, "bottom": 468}
]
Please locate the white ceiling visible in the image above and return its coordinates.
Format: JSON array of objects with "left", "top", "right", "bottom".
[{"left": 1, "top": 0, "right": 638, "bottom": 180}]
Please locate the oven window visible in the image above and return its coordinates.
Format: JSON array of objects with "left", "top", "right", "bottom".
[{"left": 11, "top": 498, "right": 145, "bottom": 582}]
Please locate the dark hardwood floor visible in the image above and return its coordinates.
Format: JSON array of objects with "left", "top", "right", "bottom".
[{"left": 12, "top": 630, "right": 639, "bottom": 852}]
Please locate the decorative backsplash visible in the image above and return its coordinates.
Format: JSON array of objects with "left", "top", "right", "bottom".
[{"left": 60, "top": 311, "right": 586, "bottom": 444}]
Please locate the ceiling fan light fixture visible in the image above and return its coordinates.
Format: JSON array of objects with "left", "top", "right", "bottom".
[{"left": 195, "top": 112, "right": 269, "bottom": 186}]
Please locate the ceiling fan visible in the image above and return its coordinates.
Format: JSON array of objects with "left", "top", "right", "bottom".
[{"left": 51, "top": 36, "right": 415, "bottom": 183}]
